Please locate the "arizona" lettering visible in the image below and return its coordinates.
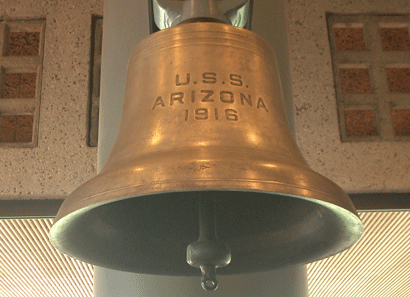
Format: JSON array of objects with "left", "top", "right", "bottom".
[{"left": 152, "top": 90, "right": 269, "bottom": 113}]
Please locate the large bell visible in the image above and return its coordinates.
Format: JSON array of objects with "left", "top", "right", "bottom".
[{"left": 50, "top": 23, "right": 363, "bottom": 279}]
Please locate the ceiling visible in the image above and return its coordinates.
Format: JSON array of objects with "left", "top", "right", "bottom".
[
  {"left": 0, "top": 218, "right": 93, "bottom": 297},
  {"left": 308, "top": 211, "right": 410, "bottom": 297}
]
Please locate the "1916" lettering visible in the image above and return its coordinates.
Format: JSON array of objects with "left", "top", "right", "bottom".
[{"left": 185, "top": 108, "right": 238, "bottom": 121}]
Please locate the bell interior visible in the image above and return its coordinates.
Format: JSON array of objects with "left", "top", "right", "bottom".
[{"left": 53, "top": 190, "right": 360, "bottom": 276}]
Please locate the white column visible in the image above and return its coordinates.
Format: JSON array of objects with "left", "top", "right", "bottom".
[
  {"left": 95, "top": 0, "right": 308, "bottom": 296},
  {"left": 252, "top": 0, "right": 295, "bottom": 134},
  {"left": 93, "top": 266, "right": 308, "bottom": 297}
]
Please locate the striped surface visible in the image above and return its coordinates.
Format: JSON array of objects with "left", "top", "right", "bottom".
[
  {"left": 308, "top": 211, "right": 410, "bottom": 296},
  {"left": 0, "top": 212, "right": 409, "bottom": 296},
  {"left": 0, "top": 219, "right": 93, "bottom": 297}
]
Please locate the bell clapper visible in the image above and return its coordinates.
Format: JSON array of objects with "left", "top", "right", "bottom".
[
  {"left": 200, "top": 265, "right": 218, "bottom": 291},
  {"left": 187, "top": 196, "right": 231, "bottom": 291}
]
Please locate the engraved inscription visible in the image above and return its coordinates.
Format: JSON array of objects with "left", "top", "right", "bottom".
[
  {"left": 152, "top": 96, "right": 165, "bottom": 110},
  {"left": 184, "top": 108, "right": 239, "bottom": 122},
  {"left": 152, "top": 72, "right": 270, "bottom": 122},
  {"left": 229, "top": 74, "right": 243, "bottom": 87},
  {"left": 175, "top": 72, "right": 243, "bottom": 87},
  {"left": 202, "top": 72, "right": 217, "bottom": 84},
  {"left": 220, "top": 91, "right": 234, "bottom": 103},
  {"left": 170, "top": 92, "right": 184, "bottom": 105},
  {"left": 152, "top": 90, "right": 268, "bottom": 113},
  {"left": 240, "top": 93, "right": 252, "bottom": 106},
  {"left": 176, "top": 73, "right": 190, "bottom": 86},
  {"left": 201, "top": 90, "right": 214, "bottom": 102},
  {"left": 214, "top": 108, "right": 219, "bottom": 120},
  {"left": 225, "top": 109, "right": 238, "bottom": 121},
  {"left": 195, "top": 108, "right": 208, "bottom": 120},
  {"left": 256, "top": 98, "right": 268, "bottom": 111}
]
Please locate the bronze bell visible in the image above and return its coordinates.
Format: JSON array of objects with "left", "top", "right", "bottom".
[{"left": 50, "top": 22, "right": 363, "bottom": 289}]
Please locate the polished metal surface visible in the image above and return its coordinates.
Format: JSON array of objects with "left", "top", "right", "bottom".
[
  {"left": 50, "top": 23, "right": 363, "bottom": 276},
  {"left": 186, "top": 197, "right": 231, "bottom": 290},
  {"left": 152, "top": 0, "right": 251, "bottom": 29}
]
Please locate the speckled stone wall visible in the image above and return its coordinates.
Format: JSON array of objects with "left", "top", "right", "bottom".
[
  {"left": 287, "top": 0, "right": 410, "bottom": 192},
  {"left": 0, "top": 0, "right": 102, "bottom": 199}
]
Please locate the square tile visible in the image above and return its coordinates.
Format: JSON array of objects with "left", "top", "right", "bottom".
[
  {"left": 2, "top": 72, "right": 37, "bottom": 98},
  {"left": 19, "top": 73, "right": 37, "bottom": 98},
  {"left": 0, "top": 115, "right": 17, "bottom": 142},
  {"left": 7, "top": 32, "right": 40, "bottom": 56},
  {"left": 344, "top": 109, "right": 378, "bottom": 137},
  {"left": 392, "top": 109, "right": 410, "bottom": 136},
  {"left": 3, "top": 73, "right": 21, "bottom": 98},
  {"left": 380, "top": 28, "right": 410, "bottom": 51},
  {"left": 340, "top": 68, "right": 372, "bottom": 93},
  {"left": 15, "top": 115, "right": 33, "bottom": 142},
  {"left": 386, "top": 68, "right": 410, "bottom": 93},
  {"left": 334, "top": 27, "right": 366, "bottom": 51}
]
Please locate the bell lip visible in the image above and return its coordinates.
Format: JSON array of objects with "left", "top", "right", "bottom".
[
  {"left": 52, "top": 166, "right": 361, "bottom": 223},
  {"left": 52, "top": 184, "right": 363, "bottom": 230},
  {"left": 49, "top": 186, "right": 363, "bottom": 275},
  {"left": 50, "top": 153, "right": 364, "bottom": 272},
  {"left": 52, "top": 180, "right": 362, "bottom": 225}
]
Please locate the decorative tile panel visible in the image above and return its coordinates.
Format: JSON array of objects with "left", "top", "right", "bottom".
[
  {"left": 344, "top": 109, "right": 378, "bottom": 137},
  {"left": 328, "top": 14, "right": 410, "bottom": 142},
  {"left": 0, "top": 20, "right": 45, "bottom": 147}
]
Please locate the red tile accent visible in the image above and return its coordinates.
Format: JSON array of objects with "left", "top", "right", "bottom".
[
  {"left": 334, "top": 28, "right": 366, "bottom": 51},
  {"left": 0, "top": 114, "right": 33, "bottom": 143},
  {"left": 392, "top": 109, "right": 410, "bottom": 136},
  {"left": 340, "top": 68, "right": 372, "bottom": 93},
  {"left": 386, "top": 68, "right": 410, "bottom": 93},
  {"left": 0, "top": 115, "right": 17, "bottom": 142},
  {"left": 380, "top": 28, "right": 410, "bottom": 51},
  {"left": 15, "top": 115, "right": 33, "bottom": 142},
  {"left": 7, "top": 32, "right": 40, "bottom": 56},
  {"left": 3, "top": 73, "right": 20, "bottom": 98},
  {"left": 345, "top": 109, "right": 378, "bottom": 137},
  {"left": 3, "top": 72, "right": 37, "bottom": 98},
  {"left": 19, "top": 73, "right": 37, "bottom": 98}
]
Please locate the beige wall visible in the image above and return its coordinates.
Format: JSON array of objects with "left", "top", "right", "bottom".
[
  {"left": 287, "top": 0, "right": 410, "bottom": 193},
  {"left": 0, "top": 0, "right": 102, "bottom": 200}
]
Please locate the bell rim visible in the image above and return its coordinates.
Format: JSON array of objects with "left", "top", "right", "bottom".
[{"left": 50, "top": 186, "right": 363, "bottom": 275}]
